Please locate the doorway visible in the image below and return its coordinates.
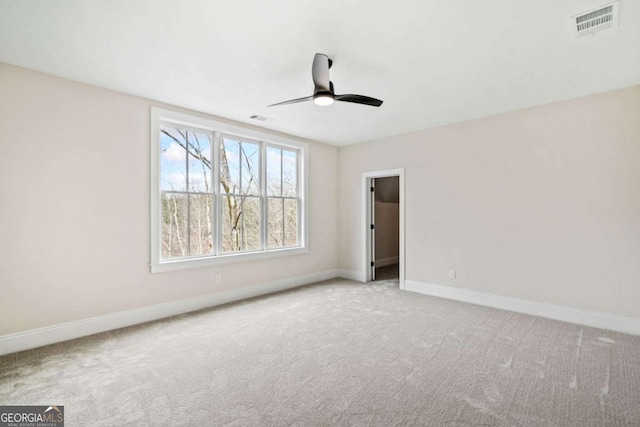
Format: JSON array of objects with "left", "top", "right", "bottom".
[
  {"left": 362, "top": 169, "right": 405, "bottom": 289},
  {"left": 373, "top": 176, "right": 400, "bottom": 281}
]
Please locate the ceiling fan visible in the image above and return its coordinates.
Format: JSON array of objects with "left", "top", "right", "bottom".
[{"left": 268, "top": 53, "right": 383, "bottom": 108}]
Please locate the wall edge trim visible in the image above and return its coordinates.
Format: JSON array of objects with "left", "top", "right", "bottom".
[
  {"left": 375, "top": 256, "right": 399, "bottom": 268},
  {"left": 405, "top": 280, "right": 640, "bottom": 335},
  {"left": 0, "top": 269, "right": 340, "bottom": 356},
  {"left": 338, "top": 269, "right": 366, "bottom": 282}
]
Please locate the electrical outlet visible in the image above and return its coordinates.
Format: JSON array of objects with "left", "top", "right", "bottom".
[
  {"left": 215, "top": 274, "right": 222, "bottom": 283},
  {"left": 449, "top": 269, "right": 456, "bottom": 279}
]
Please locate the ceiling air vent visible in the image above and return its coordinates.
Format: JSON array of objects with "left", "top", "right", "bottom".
[
  {"left": 249, "top": 114, "right": 272, "bottom": 122},
  {"left": 571, "top": 1, "right": 619, "bottom": 38}
]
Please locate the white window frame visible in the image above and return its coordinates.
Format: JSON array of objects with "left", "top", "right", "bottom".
[{"left": 150, "top": 107, "right": 309, "bottom": 273}]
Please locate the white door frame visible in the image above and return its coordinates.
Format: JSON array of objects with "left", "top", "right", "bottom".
[{"left": 362, "top": 168, "right": 405, "bottom": 290}]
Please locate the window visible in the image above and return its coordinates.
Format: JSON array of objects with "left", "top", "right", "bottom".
[
  {"left": 266, "top": 146, "right": 299, "bottom": 248},
  {"left": 220, "top": 137, "right": 262, "bottom": 253},
  {"left": 160, "top": 128, "right": 214, "bottom": 259},
  {"left": 151, "top": 108, "right": 307, "bottom": 272}
]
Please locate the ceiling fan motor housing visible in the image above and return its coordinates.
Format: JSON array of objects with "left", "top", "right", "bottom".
[{"left": 268, "top": 53, "right": 382, "bottom": 108}]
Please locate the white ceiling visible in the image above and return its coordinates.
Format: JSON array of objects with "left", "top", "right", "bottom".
[{"left": 1, "top": 0, "right": 639, "bottom": 146}]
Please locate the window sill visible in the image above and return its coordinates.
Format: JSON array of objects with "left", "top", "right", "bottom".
[{"left": 150, "top": 246, "right": 309, "bottom": 273}]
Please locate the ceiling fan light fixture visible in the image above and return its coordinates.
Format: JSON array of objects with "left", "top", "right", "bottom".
[
  {"left": 313, "top": 94, "right": 334, "bottom": 106},
  {"left": 267, "top": 53, "right": 382, "bottom": 108}
]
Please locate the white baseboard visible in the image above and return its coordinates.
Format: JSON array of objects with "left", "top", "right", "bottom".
[
  {"left": 405, "top": 280, "right": 640, "bottom": 336},
  {"left": 375, "top": 256, "right": 399, "bottom": 268},
  {"left": 338, "top": 269, "right": 366, "bottom": 282},
  {"left": 0, "top": 269, "right": 340, "bottom": 356}
]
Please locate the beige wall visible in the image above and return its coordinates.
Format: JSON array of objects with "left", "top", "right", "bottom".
[
  {"left": 0, "top": 63, "right": 339, "bottom": 335},
  {"left": 339, "top": 86, "right": 640, "bottom": 318},
  {"left": 2, "top": 61, "right": 639, "bottom": 336}
]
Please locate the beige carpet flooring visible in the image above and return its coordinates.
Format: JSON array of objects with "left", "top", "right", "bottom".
[{"left": 1, "top": 279, "right": 640, "bottom": 426}]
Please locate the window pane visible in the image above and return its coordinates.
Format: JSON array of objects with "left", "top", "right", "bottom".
[
  {"left": 241, "top": 142, "right": 260, "bottom": 195},
  {"left": 266, "top": 146, "right": 282, "bottom": 196},
  {"left": 268, "top": 198, "right": 284, "bottom": 248},
  {"left": 187, "top": 131, "right": 212, "bottom": 193},
  {"left": 221, "top": 195, "right": 242, "bottom": 252},
  {"left": 282, "top": 149, "right": 297, "bottom": 197},
  {"left": 242, "top": 197, "right": 261, "bottom": 251},
  {"left": 161, "top": 193, "right": 188, "bottom": 258},
  {"left": 222, "top": 195, "right": 262, "bottom": 252},
  {"left": 189, "top": 194, "right": 213, "bottom": 256},
  {"left": 160, "top": 128, "right": 187, "bottom": 191},
  {"left": 284, "top": 199, "right": 298, "bottom": 247},
  {"left": 221, "top": 138, "right": 240, "bottom": 195}
]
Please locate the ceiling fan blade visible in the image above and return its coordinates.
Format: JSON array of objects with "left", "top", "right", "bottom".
[
  {"left": 312, "top": 53, "right": 331, "bottom": 92},
  {"left": 335, "top": 94, "right": 383, "bottom": 107},
  {"left": 267, "top": 96, "right": 313, "bottom": 107}
]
